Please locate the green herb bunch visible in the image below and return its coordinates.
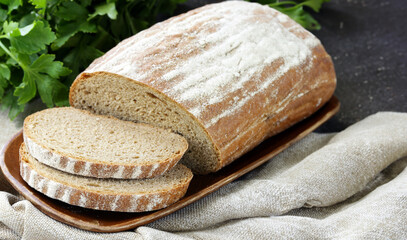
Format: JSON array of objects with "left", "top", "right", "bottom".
[{"left": 0, "top": 0, "right": 185, "bottom": 120}]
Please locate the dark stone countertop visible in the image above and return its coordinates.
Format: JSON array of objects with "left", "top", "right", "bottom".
[{"left": 177, "top": 0, "right": 407, "bottom": 133}]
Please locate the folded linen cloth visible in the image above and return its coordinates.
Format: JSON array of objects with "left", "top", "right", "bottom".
[{"left": 0, "top": 111, "right": 406, "bottom": 239}]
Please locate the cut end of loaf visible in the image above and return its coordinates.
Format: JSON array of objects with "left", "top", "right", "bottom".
[
  {"left": 70, "top": 73, "right": 221, "bottom": 174},
  {"left": 20, "top": 143, "right": 193, "bottom": 212},
  {"left": 23, "top": 107, "right": 190, "bottom": 178}
]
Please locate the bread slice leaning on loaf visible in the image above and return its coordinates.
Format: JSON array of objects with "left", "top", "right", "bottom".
[
  {"left": 19, "top": 143, "right": 193, "bottom": 212},
  {"left": 23, "top": 107, "right": 188, "bottom": 179},
  {"left": 69, "top": 1, "right": 337, "bottom": 174}
]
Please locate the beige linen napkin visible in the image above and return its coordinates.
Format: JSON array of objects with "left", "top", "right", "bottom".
[{"left": 1, "top": 110, "right": 406, "bottom": 239}]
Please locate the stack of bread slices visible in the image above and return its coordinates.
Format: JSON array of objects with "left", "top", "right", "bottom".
[
  {"left": 20, "top": 107, "right": 193, "bottom": 212},
  {"left": 18, "top": 0, "right": 337, "bottom": 213}
]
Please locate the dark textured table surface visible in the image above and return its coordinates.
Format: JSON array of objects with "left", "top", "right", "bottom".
[{"left": 179, "top": 0, "right": 407, "bottom": 133}]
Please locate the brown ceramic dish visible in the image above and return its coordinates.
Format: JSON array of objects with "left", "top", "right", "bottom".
[{"left": 0, "top": 96, "right": 339, "bottom": 233}]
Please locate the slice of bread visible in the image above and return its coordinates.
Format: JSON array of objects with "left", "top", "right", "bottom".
[
  {"left": 23, "top": 107, "right": 188, "bottom": 179},
  {"left": 20, "top": 143, "right": 193, "bottom": 212}
]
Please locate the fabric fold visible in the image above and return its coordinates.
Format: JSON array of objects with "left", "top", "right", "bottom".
[{"left": 149, "top": 112, "right": 407, "bottom": 231}]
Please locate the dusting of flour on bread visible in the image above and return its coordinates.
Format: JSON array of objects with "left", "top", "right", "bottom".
[{"left": 86, "top": 2, "right": 319, "bottom": 128}]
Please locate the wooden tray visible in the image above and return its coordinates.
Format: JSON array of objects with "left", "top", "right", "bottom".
[{"left": 0, "top": 96, "right": 339, "bottom": 233}]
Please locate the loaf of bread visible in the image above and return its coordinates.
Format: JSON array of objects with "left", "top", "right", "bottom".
[
  {"left": 23, "top": 107, "right": 188, "bottom": 179},
  {"left": 69, "top": 1, "right": 336, "bottom": 174},
  {"left": 20, "top": 143, "right": 193, "bottom": 212}
]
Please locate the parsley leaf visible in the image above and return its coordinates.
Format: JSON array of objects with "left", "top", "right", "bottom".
[
  {"left": 8, "top": 21, "right": 56, "bottom": 54},
  {"left": 31, "top": 54, "right": 71, "bottom": 79},
  {"left": 0, "top": 0, "right": 22, "bottom": 14},
  {"left": 29, "top": 0, "right": 46, "bottom": 15},
  {"left": 0, "top": 63, "right": 10, "bottom": 98},
  {"left": 2, "top": 21, "right": 18, "bottom": 34},
  {"left": 13, "top": 64, "right": 38, "bottom": 105},
  {"left": 0, "top": 9, "right": 7, "bottom": 22},
  {"left": 1, "top": 89, "right": 25, "bottom": 120},
  {"left": 52, "top": 21, "right": 97, "bottom": 50},
  {"left": 89, "top": 2, "right": 118, "bottom": 20},
  {"left": 31, "top": 54, "right": 71, "bottom": 107},
  {"left": 54, "top": 1, "right": 87, "bottom": 21},
  {"left": 51, "top": 1, "right": 96, "bottom": 49},
  {"left": 250, "top": 0, "right": 330, "bottom": 30},
  {"left": 13, "top": 53, "right": 70, "bottom": 106}
]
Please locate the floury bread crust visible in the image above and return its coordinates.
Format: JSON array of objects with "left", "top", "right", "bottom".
[
  {"left": 20, "top": 143, "right": 193, "bottom": 212},
  {"left": 69, "top": 1, "right": 336, "bottom": 174},
  {"left": 23, "top": 107, "right": 188, "bottom": 179}
]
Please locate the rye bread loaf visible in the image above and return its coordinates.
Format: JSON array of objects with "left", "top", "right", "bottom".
[
  {"left": 69, "top": 1, "right": 336, "bottom": 174},
  {"left": 23, "top": 107, "right": 188, "bottom": 179},
  {"left": 20, "top": 143, "right": 193, "bottom": 212}
]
